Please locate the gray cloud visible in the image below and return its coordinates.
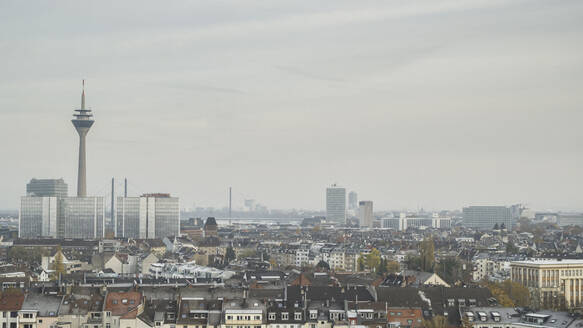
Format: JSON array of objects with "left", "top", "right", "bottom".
[{"left": 0, "top": 0, "right": 582, "bottom": 212}]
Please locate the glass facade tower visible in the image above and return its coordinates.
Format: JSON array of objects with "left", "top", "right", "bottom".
[{"left": 116, "top": 195, "right": 179, "bottom": 239}]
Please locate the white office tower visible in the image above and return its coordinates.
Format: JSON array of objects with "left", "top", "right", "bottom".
[
  {"left": 58, "top": 197, "right": 105, "bottom": 239},
  {"left": 19, "top": 196, "right": 58, "bottom": 238},
  {"left": 116, "top": 194, "right": 179, "bottom": 239},
  {"left": 326, "top": 184, "right": 346, "bottom": 224},
  {"left": 359, "top": 201, "right": 373, "bottom": 228}
]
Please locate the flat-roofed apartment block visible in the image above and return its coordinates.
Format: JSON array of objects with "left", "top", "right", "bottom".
[
  {"left": 222, "top": 299, "right": 265, "bottom": 328},
  {"left": 511, "top": 259, "right": 583, "bottom": 308}
]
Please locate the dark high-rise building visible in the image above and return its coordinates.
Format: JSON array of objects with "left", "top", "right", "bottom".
[
  {"left": 26, "top": 178, "right": 68, "bottom": 198},
  {"left": 71, "top": 80, "right": 94, "bottom": 197}
]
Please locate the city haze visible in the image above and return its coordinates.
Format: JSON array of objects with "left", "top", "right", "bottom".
[{"left": 1, "top": 0, "right": 582, "bottom": 211}]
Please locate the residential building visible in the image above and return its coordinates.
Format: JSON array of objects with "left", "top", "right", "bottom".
[
  {"left": 0, "top": 291, "right": 24, "bottom": 328},
  {"left": 103, "top": 291, "right": 143, "bottom": 328},
  {"left": 222, "top": 298, "right": 265, "bottom": 328},
  {"left": 18, "top": 293, "right": 62, "bottom": 328}
]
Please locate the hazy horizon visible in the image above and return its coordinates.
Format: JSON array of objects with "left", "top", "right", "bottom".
[{"left": 1, "top": 0, "right": 582, "bottom": 212}]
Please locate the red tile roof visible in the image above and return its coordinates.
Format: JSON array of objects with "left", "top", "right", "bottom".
[
  {"left": 104, "top": 291, "right": 142, "bottom": 319},
  {"left": 0, "top": 291, "right": 25, "bottom": 311}
]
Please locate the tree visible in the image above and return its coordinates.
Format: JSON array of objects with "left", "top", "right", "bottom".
[
  {"left": 358, "top": 255, "right": 365, "bottom": 271},
  {"left": 435, "top": 257, "right": 470, "bottom": 284},
  {"left": 484, "top": 279, "right": 530, "bottom": 307},
  {"left": 405, "top": 255, "right": 422, "bottom": 271},
  {"left": 423, "top": 316, "right": 447, "bottom": 328},
  {"left": 225, "top": 246, "right": 236, "bottom": 264},
  {"left": 366, "top": 248, "right": 381, "bottom": 273},
  {"left": 419, "top": 237, "right": 435, "bottom": 272},
  {"left": 386, "top": 260, "right": 400, "bottom": 274},
  {"left": 377, "top": 258, "right": 387, "bottom": 276},
  {"left": 51, "top": 246, "right": 65, "bottom": 280},
  {"left": 494, "top": 223, "right": 500, "bottom": 230}
]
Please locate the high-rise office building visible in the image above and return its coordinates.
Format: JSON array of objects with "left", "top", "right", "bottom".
[
  {"left": 19, "top": 196, "right": 58, "bottom": 238},
  {"left": 71, "top": 80, "right": 94, "bottom": 197},
  {"left": 26, "top": 178, "right": 68, "bottom": 198},
  {"left": 58, "top": 196, "right": 105, "bottom": 239},
  {"left": 358, "top": 201, "right": 373, "bottom": 228},
  {"left": 326, "top": 184, "right": 346, "bottom": 224},
  {"left": 348, "top": 191, "right": 358, "bottom": 210},
  {"left": 462, "top": 206, "right": 516, "bottom": 230},
  {"left": 116, "top": 194, "right": 179, "bottom": 239}
]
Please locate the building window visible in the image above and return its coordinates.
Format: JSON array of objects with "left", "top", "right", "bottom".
[
  {"left": 269, "top": 313, "right": 276, "bottom": 320},
  {"left": 295, "top": 313, "right": 302, "bottom": 320},
  {"left": 310, "top": 312, "right": 317, "bottom": 320},
  {"left": 282, "top": 313, "right": 289, "bottom": 320}
]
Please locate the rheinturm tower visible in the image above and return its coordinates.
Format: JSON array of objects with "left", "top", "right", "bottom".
[{"left": 71, "top": 80, "right": 94, "bottom": 197}]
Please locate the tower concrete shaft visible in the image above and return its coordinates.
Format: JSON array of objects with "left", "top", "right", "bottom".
[{"left": 72, "top": 80, "right": 94, "bottom": 197}]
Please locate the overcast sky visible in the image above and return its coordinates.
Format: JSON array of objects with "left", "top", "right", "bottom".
[{"left": 1, "top": 0, "right": 582, "bottom": 212}]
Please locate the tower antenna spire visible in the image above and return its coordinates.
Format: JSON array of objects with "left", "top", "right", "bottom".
[{"left": 81, "top": 79, "right": 86, "bottom": 109}]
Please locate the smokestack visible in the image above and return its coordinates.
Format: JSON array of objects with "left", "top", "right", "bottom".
[
  {"left": 111, "top": 178, "right": 114, "bottom": 237},
  {"left": 229, "top": 187, "right": 232, "bottom": 225}
]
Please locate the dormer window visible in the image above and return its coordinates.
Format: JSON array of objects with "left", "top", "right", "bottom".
[
  {"left": 282, "top": 313, "right": 289, "bottom": 320},
  {"left": 295, "top": 313, "right": 302, "bottom": 320},
  {"left": 310, "top": 311, "right": 317, "bottom": 320},
  {"left": 269, "top": 313, "right": 276, "bottom": 321},
  {"left": 447, "top": 299, "right": 455, "bottom": 307}
]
